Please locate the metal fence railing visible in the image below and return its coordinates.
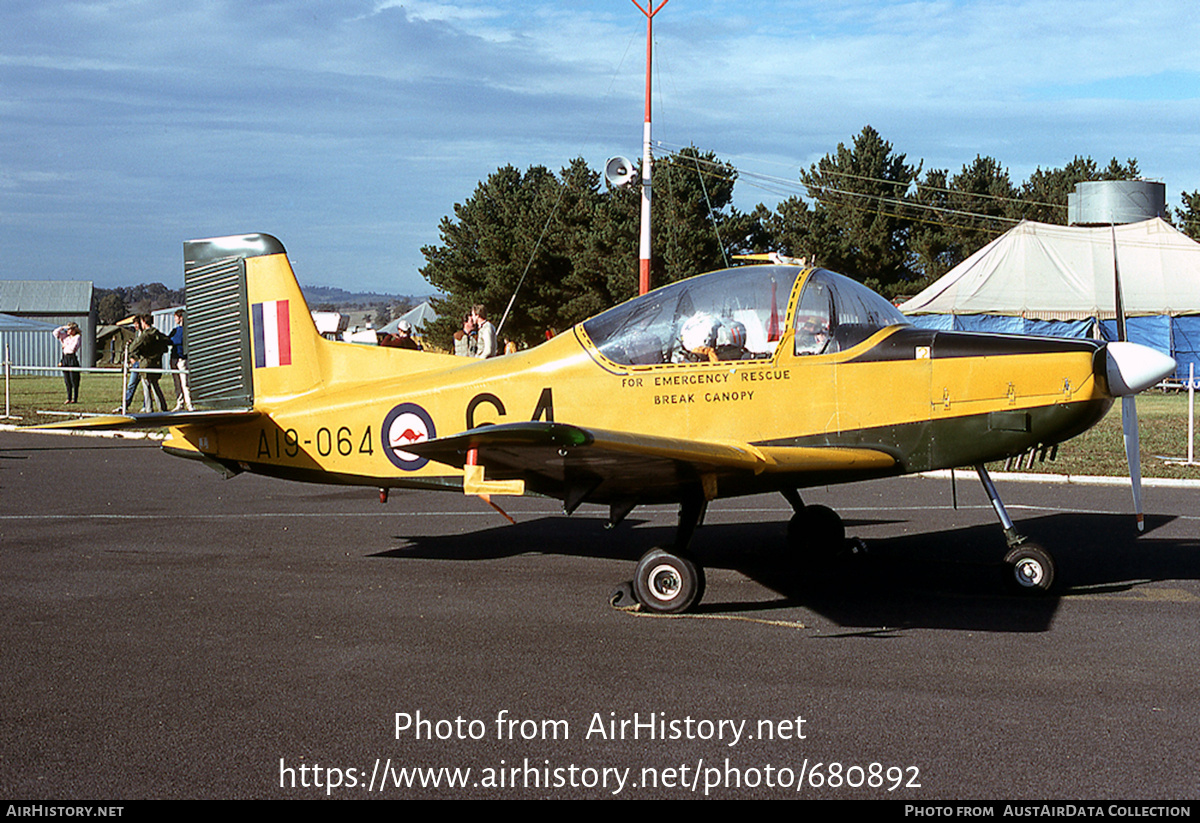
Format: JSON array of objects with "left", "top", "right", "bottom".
[
  {"left": 1164, "top": 363, "right": 1200, "bottom": 467},
  {"left": 3, "top": 343, "right": 190, "bottom": 419}
]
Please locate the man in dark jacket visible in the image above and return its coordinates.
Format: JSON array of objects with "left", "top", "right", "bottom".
[{"left": 127, "top": 315, "right": 170, "bottom": 411}]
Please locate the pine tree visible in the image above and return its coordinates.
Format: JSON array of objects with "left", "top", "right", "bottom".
[
  {"left": 797, "top": 126, "right": 922, "bottom": 294},
  {"left": 420, "top": 151, "right": 742, "bottom": 347}
]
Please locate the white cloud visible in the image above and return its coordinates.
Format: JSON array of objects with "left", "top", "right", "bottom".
[
  {"left": 2, "top": 0, "right": 1199, "bottom": 292},
  {"left": 373, "top": 0, "right": 502, "bottom": 25}
]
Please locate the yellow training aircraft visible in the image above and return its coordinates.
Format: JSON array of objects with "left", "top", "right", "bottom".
[{"left": 45, "top": 233, "right": 1175, "bottom": 613}]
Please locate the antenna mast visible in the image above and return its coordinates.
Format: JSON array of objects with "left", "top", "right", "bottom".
[{"left": 632, "top": 0, "right": 668, "bottom": 295}]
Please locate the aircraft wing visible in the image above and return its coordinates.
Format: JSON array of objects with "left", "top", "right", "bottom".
[
  {"left": 406, "top": 421, "right": 897, "bottom": 504},
  {"left": 29, "top": 409, "right": 261, "bottom": 431}
]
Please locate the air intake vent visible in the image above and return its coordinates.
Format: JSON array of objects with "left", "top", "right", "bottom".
[{"left": 183, "top": 255, "right": 254, "bottom": 409}]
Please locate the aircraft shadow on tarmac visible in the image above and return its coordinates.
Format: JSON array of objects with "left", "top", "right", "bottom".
[{"left": 374, "top": 511, "right": 1194, "bottom": 633}]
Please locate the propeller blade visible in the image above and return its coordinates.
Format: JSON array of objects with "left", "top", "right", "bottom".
[
  {"left": 1112, "top": 225, "right": 1127, "bottom": 343},
  {"left": 1112, "top": 226, "right": 1142, "bottom": 531},
  {"left": 1121, "top": 395, "right": 1144, "bottom": 531}
]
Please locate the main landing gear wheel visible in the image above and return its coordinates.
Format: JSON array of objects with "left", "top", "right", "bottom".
[
  {"left": 633, "top": 548, "right": 705, "bottom": 614},
  {"left": 1003, "top": 543, "right": 1055, "bottom": 594},
  {"left": 787, "top": 504, "right": 846, "bottom": 559}
]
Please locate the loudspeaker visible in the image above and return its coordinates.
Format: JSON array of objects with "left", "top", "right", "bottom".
[{"left": 605, "top": 156, "right": 636, "bottom": 188}]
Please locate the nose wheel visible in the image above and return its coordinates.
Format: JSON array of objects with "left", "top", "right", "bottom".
[
  {"left": 1004, "top": 543, "right": 1055, "bottom": 593},
  {"left": 977, "top": 464, "right": 1057, "bottom": 594}
]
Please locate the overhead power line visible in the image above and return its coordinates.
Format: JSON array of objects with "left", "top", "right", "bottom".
[
  {"left": 654, "top": 139, "right": 1069, "bottom": 217},
  {"left": 654, "top": 147, "right": 1027, "bottom": 234}
]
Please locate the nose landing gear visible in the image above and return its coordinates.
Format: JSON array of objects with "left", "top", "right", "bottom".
[{"left": 977, "top": 464, "right": 1056, "bottom": 594}]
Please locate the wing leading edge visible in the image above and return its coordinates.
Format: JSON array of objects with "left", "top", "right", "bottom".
[{"left": 406, "top": 421, "right": 898, "bottom": 505}]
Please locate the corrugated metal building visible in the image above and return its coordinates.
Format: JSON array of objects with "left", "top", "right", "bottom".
[
  {"left": 151, "top": 305, "right": 184, "bottom": 336},
  {"left": 0, "top": 281, "right": 97, "bottom": 368},
  {"left": 0, "top": 313, "right": 62, "bottom": 374}
]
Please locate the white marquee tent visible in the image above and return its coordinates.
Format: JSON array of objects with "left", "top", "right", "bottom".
[
  {"left": 379, "top": 301, "right": 437, "bottom": 336},
  {"left": 899, "top": 218, "right": 1200, "bottom": 378}
]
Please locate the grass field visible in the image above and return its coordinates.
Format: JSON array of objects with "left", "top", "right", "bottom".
[
  {"left": 989, "top": 391, "right": 1200, "bottom": 481},
  {"left": 4, "top": 373, "right": 1199, "bottom": 480},
  {"left": 2, "top": 371, "right": 176, "bottom": 425}
]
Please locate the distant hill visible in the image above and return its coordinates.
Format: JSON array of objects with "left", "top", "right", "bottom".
[
  {"left": 95, "top": 283, "right": 186, "bottom": 323},
  {"left": 301, "top": 285, "right": 419, "bottom": 306},
  {"left": 300, "top": 285, "right": 444, "bottom": 326},
  {"left": 94, "top": 282, "right": 435, "bottom": 325}
]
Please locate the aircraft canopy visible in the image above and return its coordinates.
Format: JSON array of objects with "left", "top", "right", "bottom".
[{"left": 582, "top": 265, "right": 908, "bottom": 366}]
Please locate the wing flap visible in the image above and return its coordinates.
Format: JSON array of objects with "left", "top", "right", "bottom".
[{"left": 753, "top": 444, "right": 898, "bottom": 473}]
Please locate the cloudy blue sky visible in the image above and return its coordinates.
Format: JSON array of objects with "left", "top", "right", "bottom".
[{"left": 3, "top": 0, "right": 1199, "bottom": 295}]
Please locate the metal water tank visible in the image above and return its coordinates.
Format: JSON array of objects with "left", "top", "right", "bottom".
[{"left": 1068, "top": 180, "right": 1166, "bottom": 225}]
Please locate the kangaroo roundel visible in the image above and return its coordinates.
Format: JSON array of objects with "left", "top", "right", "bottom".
[{"left": 383, "top": 403, "right": 436, "bottom": 470}]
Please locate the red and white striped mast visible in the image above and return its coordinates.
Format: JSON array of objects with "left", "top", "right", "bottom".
[{"left": 632, "top": 0, "right": 668, "bottom": 295}]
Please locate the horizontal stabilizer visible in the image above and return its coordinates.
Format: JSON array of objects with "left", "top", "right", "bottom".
[{"left": 29, "top": 409, "right": 260, "bottom": 431}]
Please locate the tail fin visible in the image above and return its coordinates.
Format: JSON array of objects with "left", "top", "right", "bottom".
[{"left": 184, "top": 233, "right": 324, "bottom": 409}]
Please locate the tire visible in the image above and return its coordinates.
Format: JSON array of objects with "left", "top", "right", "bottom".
[
  {"left": 787, "top": 504, "right": 846, "bottom": 556},
  {"left": 633, "top": 548, "right": 704, "bottom": 614},
  {"left": 1003, "top": 543, "right": 1055, "bottom": 594}
]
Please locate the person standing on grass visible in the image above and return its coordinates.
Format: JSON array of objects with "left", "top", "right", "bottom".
[
  {"left": 169, "top": 309, "right": 192, "bottom": 411},
  {"left": 127, "top": 315, "right": 169, "bottom": 412},
  {"left": 53, "top": 322, "right": 82, "bottom": 404}
]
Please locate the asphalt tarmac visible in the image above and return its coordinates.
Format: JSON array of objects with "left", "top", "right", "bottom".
[{"left": 2, "top": 430, "right": 1198, "bottom": 799}]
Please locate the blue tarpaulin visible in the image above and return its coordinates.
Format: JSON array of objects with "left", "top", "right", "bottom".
[{"left": 908, "top": 314, "right": 1091, "bottom": 339}]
